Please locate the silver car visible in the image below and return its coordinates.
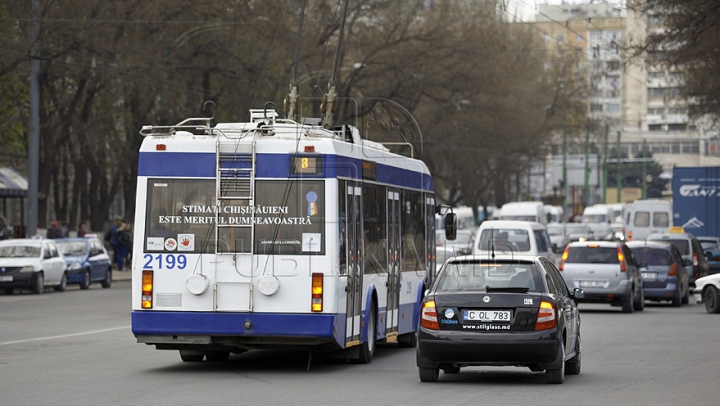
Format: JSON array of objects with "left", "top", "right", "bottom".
[{"left": 558, "top": 241, "right": 644, "bottom": 313}]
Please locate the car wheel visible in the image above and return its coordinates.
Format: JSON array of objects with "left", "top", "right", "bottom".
[
  {"left": 179, "top": 351, "right": 204, "bottom": 362},
  {"left": 205, "top": 351, "right": 230, "bottom": 362},
  {"left": 546, "top": 341, "right": 565, "bottom": 384},
  {"left": 54, "top": 272, "right": 68, "bottom": 292},
  {"left": 703, "top": 286, "right": 720, "bottom": 314},
  {"left": 357, "top": 302, "right": 376, "bottom": 364},
  {"left": 79, "top": 270, "right": 91, "bottom": 290},
  {"left": 32, "top": 272, "right": 44, "bottom": 294},
  {"left": 442, "top": 366, "right": 461, "bottom": 374},
  {"left": 3, "top": 288, "right": 12, "bottom": 295},
  {"left": 566, "top": 335, "right": 581, "bottom": 375},
  {"left": 634, "top": 287, "right": 645, "bottom": 311},
  {"left": 101, "top": 267, "right": 112, "bottom": 288},
  {"left": 671, "top": 286, "right": 682, "bottom": 307},
  {"left": 622, "top": 287, "right": 635, "bottom": 313},
  {"left": 397, "top": 330, "right": 417, "bottom": 348},
  {"left": 419, "top": 367, "right": 439, "bottom": 382}
]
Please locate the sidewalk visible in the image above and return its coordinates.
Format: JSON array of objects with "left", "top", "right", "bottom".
[{"left": 113, "top": 269, "right": 132, "bottom": 282}]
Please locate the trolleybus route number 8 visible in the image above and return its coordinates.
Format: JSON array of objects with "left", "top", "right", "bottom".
[{"left": 142, "top": 254, "right": 188, "bottom": 270}]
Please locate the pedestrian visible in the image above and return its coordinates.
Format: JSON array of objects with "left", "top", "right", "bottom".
[
  {"left": 77, "top": 222, "right": 87, "bottom": 237},
  {"left": 47, "top": 221, "right": 62, "bottom": 239},
  {"left": 116, "top": 223, "right": 133, "bottom": 271},
  {"left": 105, "top": 219, "right": 122, "bottom": 268},
  {"left": 60, "top": 221, "right": 69, "bottom": 237}
]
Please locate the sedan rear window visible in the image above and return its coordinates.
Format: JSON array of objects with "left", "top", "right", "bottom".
[
  {"left": 630, "top": 247, "right": 672, "bottom": 266},
  {"left": 435, "top": 262, "right": 538, "bottom": 292},
  {"left": 564, "top": 247, "right": 619, "bottom": 264}
]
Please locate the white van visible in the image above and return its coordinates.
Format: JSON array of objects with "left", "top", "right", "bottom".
[
  {"left": 625, "top": 199, "right": 673, "bottom": 241},
  {"left": 544, "top": 205, "right": 565, "bottom": 224},
  {"left": 473, "top": 220, "right": 554, "bottom": 260},
  {"left": 582, "top": 204, "right": 613, "bottom": 224},
  {"left": 498, "top": 201, "right": 546, "bottom": 224}
]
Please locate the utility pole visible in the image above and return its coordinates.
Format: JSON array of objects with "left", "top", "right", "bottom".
[
  {"left": 616, "top": 131, "right": 622, "bottom": 203},
  {"left": 28, "top": 0, "right": 40, "bottom": 237},
  {"left": 642, "top": 140, "right": 648, "bottom": 199},
  {"left": 583, "top": 124, "right": 590, "bottom": 207},
  {"left": 602, "top": 124, "right": 608, "bottom": 204},
  {"left": 562, "top": 130, "right": 567, "bottom": 220}
]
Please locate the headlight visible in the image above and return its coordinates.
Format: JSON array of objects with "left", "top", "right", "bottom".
[
  {"left": 19, "top": 266, "right": 35, "bottom": 273},
  {"left": 68, "top": 263, "right": 81, "bottom": 270}
]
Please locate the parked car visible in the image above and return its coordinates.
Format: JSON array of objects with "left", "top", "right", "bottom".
[
  {"left": 55, "top": 237, "right": 113, "bottom": 289},
  {"left": 627, "top": 241, "right": 689, "bottom": 306},
  {"left": 436, "top": 229, "right": 474, "bottom": 255},
  {"left": 547, "top": 222, "right": 568, "bottom": 253},
  {"left": 647, "top": 233, "right": 710, "bottom": 286},
  {"left": 696, "top": 236, "right": 720, "bottom": 275},
  {"left": 564, "top": 223, "right": 591, "bottom": 243},
  {"left": 693, "top": 273, "right": 720, "bottom": 313},
  {"left": 0, "top": 238, "right": 67, "bottom": 294},
  {"left": 417, "top": 254, "right": 583, "bottom": 384},
  {"left": 558, "top": 241, "right": 644, "bottom": 313},
  {"left": 435, "top": 246, "right": 458, "bottom": 273}
]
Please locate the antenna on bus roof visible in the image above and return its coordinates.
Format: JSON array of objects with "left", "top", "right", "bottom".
[
  {"left": 284, "top": 0, "right": 307, "bottom": 122},
  {"left": 321, "top": 0, "right": 349, "bottom": 130}
]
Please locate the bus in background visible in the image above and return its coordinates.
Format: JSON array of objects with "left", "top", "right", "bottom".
[
  {"left": 498, "top": 201, "right": 546, "bottom": 224},
  {"left": 131, "top": 107, "right": 443, "bottom": 364}
]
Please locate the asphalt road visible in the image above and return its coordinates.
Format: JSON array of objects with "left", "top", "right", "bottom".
[{"left": 1, "top": 282, "right": 719, "bottom": 406}]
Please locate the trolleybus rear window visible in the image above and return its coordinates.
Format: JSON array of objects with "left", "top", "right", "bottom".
[{"left": 144, "top": 179, "right": 325, "bottom": 254}]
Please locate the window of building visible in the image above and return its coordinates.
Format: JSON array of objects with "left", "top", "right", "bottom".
[
  {"left": 557, "top": 35, "right": 564, "bottom": 43},
  {"left": 668, "top": 108, "right": 686, "bottom": 115},
  {"left": 606, "top": 103, "right": 621, "bottom": 113},
  {"left": 667, "top": 87, "right": 682, "bottom": 97},
  {"left": 651, "top": 143, "right": 670, "bottom": 153},
  {"left": 648, "top": 108, "right": 664, "bottom": 115},
  {"left": 649, "top": 71, "right": 665, "bottom": 78},
  {"left": 590, "top": 104, "right": 603, "bottom": 112},
  {"left": 648, "top": 124, "right": 662, "bottom": 131},
  {"left": 589, "top": 31, "right": 602, "bottom": 41},
  {"left": 648, "top": 88, "right": 665, "bottom": 98},
  {"left": 671, "top": 142, "right": 680, "bottom": 153},
  {"left": 668, "top": 123, "right": 687, "bottom": 131},
  {"left": 682, "top": 143, "right": 698, "bottom": 153},
  {"left": 606, "top": 60, "right": 620, "bottom": 71}
]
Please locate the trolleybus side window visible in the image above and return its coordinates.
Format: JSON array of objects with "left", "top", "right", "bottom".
[
  {"left": 401, "top": 191, "right": 425, "bottom": 272},
  {"left": 363, "top": 184, "right": 387, "bottom": 275}
]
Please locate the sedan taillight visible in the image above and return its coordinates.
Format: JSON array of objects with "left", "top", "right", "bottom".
[
  {"left": 668, "top": 263, "right": 678, "bottom": 276},
  {"left": 617, "top": 246, "right": 626, "bottom": 272},
  {"left": 535, "top": 301, "right": 557, "bottom": 331},
  {"left": 420, "top": 300, "right": 440, "bottom": 330}
]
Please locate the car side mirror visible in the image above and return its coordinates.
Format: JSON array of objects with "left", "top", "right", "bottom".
[
  {"left": 551, "top": 243, "right": 558, "bottom": 253},
  {"left": 445, "top": 213, "right": 457, "bottom": 241},
  {"left": 573, "top": 288, "right": 585, "bottom": 299}
]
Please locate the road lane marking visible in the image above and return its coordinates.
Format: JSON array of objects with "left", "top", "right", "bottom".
[{"left": 0, "top": 325, "right": 130, "bottom": 346}]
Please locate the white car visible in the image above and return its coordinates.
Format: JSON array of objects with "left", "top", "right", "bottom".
[
  {"left": 0, "top": 238, "right": 68, "bottom": 294},
  {"left": 693, "top": 273, "right": 720, "bottom": 313}
]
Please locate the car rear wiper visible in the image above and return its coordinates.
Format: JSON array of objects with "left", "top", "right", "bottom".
[{"left": 486, "top": 286, "right": 530, "bottom": 293}]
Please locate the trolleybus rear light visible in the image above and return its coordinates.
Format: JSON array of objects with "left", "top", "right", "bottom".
[
  {"left": 141, "top": 270, "right": 154, "bottom": 309},
  {"left": 311, "top": 272, "right": 323, "bottom": 312}
]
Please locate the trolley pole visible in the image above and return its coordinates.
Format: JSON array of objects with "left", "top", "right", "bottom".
[
  {"left": 602, "top": 124, "right": 608, "bottom": 204},
  {"left": 583, "top": 125, "right": 590, "bottom": 207}
]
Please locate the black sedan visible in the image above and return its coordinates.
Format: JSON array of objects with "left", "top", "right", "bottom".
[{"left": 417, "top": 254, "right": 584, "bottom": 384}]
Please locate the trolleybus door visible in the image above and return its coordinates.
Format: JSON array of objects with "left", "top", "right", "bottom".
[
  {"left": 386, "top": 189, "right": 401, "bottom": 336},
  {"left": 344, "top": 183, "right": 363, "bottom": 345}
]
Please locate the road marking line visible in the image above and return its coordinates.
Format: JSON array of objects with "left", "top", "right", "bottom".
[{"left": 0, "top": 325, "right": 130, "bottom": 346}]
